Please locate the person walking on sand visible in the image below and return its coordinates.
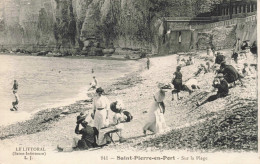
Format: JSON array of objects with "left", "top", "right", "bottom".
[
  {"left": 171, "top": 66, "right": 182, "bottom": 100},
  {"left": 143, "top": 83, "right": 169, "bottom": 135},
  {"left": 177, "top": 55, "right": 180, "bottom": 65},
  {"left": 91, "top": 68, "right": 94, "bottom": 74},
  {"left": 147, "top": 57, "right": 150, "bottom": 70},
  {"left": 88, "top": 76, "right": 98, "bottom": 91}
]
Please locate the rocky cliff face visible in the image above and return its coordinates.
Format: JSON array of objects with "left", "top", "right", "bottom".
[{"left": 0, "top": 0, "right": 222, "bottom": 54}]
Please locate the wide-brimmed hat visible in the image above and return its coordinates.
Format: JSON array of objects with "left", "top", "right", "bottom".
[
  {"left": 157, "top": 82, "right": 171, "bottom": 92},
  {"left": 96, "top": 87, "right": 104, "bottom": 93},
  {"left": 77, "top": 114, "right": 87, "bottom": 124}
]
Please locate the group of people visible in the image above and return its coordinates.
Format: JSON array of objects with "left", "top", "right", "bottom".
[
  {"left": 171, "top": 43, "right": 252, "bottom": 107},
  {"left": 232, "top": 38, "right": 257, "bottom": 63},
  {"left": 58, "top": 86, "right": 133, "bottom": 152},
  {"left": 55, "top": 41, "right": 256, "bottom": 151}
]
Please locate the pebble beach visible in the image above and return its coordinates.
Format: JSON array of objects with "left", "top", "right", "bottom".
[{"left": 0, "top": 49, "right": 258, "bottom": 163}]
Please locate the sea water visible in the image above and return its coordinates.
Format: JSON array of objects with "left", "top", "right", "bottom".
[{"left": 0, "top": 54, "right": 141, "bottom": 126}]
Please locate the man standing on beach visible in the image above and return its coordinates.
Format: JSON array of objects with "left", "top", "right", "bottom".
[
  {"left": 11, "top": 90, "right": 19, "bottom": 111},
  {"left": 10, "top": 80, "right": 19, "bottom": 111},
  {"left": 12, "top": 80, "right": 18, "bottom": 93},
  {"left": 147, "top": 57, "right": 150, "bottom": 70}
]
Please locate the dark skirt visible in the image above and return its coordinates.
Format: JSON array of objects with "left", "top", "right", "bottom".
[{"left": 173, "top": 79, "right": 182, "bottom": 92}]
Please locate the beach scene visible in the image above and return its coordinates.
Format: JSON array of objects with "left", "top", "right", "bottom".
[{"left": 0, "top": 0, "right": 258, "bottom": 164}]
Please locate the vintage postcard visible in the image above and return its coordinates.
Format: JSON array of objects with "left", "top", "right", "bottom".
[{"left": 0, "top": 0, "right": 259, "bottom": 163}]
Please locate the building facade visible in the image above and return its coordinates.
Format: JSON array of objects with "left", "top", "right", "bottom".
[{"left": 159, "top": 0, "right": 257, "bottom": 54}]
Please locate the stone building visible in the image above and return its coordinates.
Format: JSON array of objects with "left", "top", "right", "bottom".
[{"left": 159, "top": 0, "right": 257, "bottom": 54}]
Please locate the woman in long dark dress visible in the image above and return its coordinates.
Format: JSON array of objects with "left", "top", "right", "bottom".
[{"left": 172, "top": 66, "right": 182, "bottom": 100}]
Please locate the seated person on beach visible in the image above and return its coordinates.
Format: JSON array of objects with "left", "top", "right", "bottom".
[
  {"left": 97, "top": 102, "right": 133, "bottom": 144},
  {"left": 185, "top": 56, "right": 194, "bottom": 66},
  {"left": 171, "top": 66, "right": 182, "bottom": 100},
  {"left": 194, "top": 64, "right": 207, "bottom": 76},
  {"left": 205, "top": 61, "right": 216, "bottom": 73},
  {"left": 10, "top": 90, "right": 19, "bottom": 111},
  {"left": 218, "top": 62, "right": 243, "bottom": 86},
  {"left": 241, "top": 41, "right": 249, "bottom": 51},
  {"left": 110, "top": 101, "right": 133, "bottom": 143},
  {"left": 215, "top": 52, "right": 225, "bottom": 64},
  {"left": 57, "top": 113, "right": 98, "bottom": 152},
  {"left": 179, "top": 58, "right": 187, "bottom": 67},
  {"left": 250, "top": 41, "right": 257, "bottom": 54},
  {"left": 242, "top": 63, "right": 253, "bottom": 78},
  {"left": 196, "top": 73, "right": 229, "bottom": 107},
  {"left": 182, "top": 78, "right": 200, "bottom": 95},
  {"left": 231, "top": 49, "right": 238, "bottom": 64},
  {"left": 88, "top": 76, "right": 98, "bottom": 91}
]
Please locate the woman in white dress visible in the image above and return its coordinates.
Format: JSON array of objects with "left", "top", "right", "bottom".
[
  {"left": 93, "top": 87, "right": 110, "bottom": 130},
  {"left": 143, "top": 83, "right": 168, "bottom": 135}
]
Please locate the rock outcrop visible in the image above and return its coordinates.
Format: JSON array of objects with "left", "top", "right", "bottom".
[{"left": 0, "top": 0, "right": 227, "bottom": 55}]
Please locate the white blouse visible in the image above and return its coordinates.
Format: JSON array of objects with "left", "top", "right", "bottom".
[{"left": 93, "top": 95, "right": 109, "bottom": 110}]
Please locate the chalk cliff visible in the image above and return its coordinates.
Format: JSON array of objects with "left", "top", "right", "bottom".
[{"left": 0, "top": 0, "right": 229, "bottom": 55}]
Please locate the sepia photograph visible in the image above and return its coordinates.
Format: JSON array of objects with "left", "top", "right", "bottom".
[{"left": 0, "top": 0, "right": 259, "bottom": 163}]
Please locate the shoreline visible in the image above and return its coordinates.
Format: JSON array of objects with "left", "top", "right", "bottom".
[
  {"left": 0, "top": 51, "right": 144, "bottom": 61},
  {"left": 0, "top": 57, "right": 145, "bottom": 139}
]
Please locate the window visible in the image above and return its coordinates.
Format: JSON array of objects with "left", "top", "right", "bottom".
[{"left": 178, "top": 31, "right": 182, "bottom": 44}]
